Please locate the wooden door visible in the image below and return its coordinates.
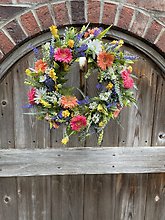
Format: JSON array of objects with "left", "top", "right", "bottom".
[{"left": 0, "top": 43, "right": 165, "bottom": 220}]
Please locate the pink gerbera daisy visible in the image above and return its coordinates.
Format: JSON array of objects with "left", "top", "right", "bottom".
[
  {"left": 28, "top": 88, "right": 36, "bottom": 105},
  {"left": 54, "top": 48, "right": 72, "bottom": 63},
  {"left": 70, "top": 115, "right": 87, "bottom": 131}
]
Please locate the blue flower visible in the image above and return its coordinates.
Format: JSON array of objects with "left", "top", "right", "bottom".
[
  {"left": 124, "top": 55, "right": 139, "bottom": 60},
  {"left": 94, "top": 27, "right": 103, "bottom": 37},
  {"left": 106, "top": 102, "right": 116, "bottom": 109},
  {"left": 44, "top": 76, "right": 55, "bottom": 92},
  {"left": 28, "top": 44, "right": 39, "bottom": 59},
  {"left": 76, "top": 44, "right": 88, "bottom": 57},
  {"left": 50, "top": 45, "right": 54, "bottom": 59},
  {"left": 22, "top": 104, "right": 34, "bottom": 108},
  {"left": 96, "top": 83, "right": 105, "bottom": 90},
  {"left": 58, "top": 111, "right": 63, "bottom": 119},
  {"left": 76, "top": 33, "right": 83, "bottom": 41},
  {"left": 77, "top": 96, "right": 90, "bottom": 105}
]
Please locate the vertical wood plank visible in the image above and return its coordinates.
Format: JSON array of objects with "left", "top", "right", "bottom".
[
  {"left": 0, "top": 178, "right": 18, "bottom": 220},
  {"left": 13, "top": 52, "right": 50, "bottom": 149},
  {"left": 84, "top": 174, "right": 116, "bottom": 220},
  {"left": 118, "top": 57, "right": 157, "bottom": 147},
  {"left": 17, "top": 177, "right": 51, "bottom": 220},
  {"left": 0, "top": 72, "right": 15, "bottom": 149},
  {"left": 51, "top": 175, "right": 84, "bottom": 220},
  {"left": 144, "top": 174, "right": 165, "bottom": 220},
  {"left": 114, "top": 174, "right": 148, "bottom": 220},
  {"left": 151, "top": 75, "right": 165, "bottom": 146}
]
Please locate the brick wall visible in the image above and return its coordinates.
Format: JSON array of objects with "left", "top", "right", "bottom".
[{"left": 0, "top": 0, "right": 164, "bottom": 61}]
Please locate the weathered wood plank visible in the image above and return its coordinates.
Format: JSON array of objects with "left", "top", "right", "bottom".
[
  {"left": 0, "top": 71, "right": 15, "bottom": 149},
  {"left": 0, "top": 147, "right": 165, "bottom": 176},
  {"left": 51, "top": 175, "right": 84, "bottom": 220},
  {"left": 17, "top": 176, "right": 51, "bottom": 220},
  {"left": 84, "top": 174, "right": 116, "bottom": 220},
  {"left": 151, "top": 75, "right": 165, "bottom": 146},
  {"left": 0, "top": 178, "right": 18, "bottom": 220},
  {"left": 144, "top": 173, "right": 165, "bottom": 220}
]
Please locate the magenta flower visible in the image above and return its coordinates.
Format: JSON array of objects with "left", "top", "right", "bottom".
[
  {"left": 28, "top": 88, "right": 36, "bottom": 105},
  {"left": 121, "top": 70, "right": 130, "bottom": 81},
  {"left": 70, "top": 115, "right": 87, "bottom": 131},
  {"left": 54, "top": 48, "right": 72, "bottom": 63},
  {"left": 123, "top": 77, "right": 134, "bottom": 89}
]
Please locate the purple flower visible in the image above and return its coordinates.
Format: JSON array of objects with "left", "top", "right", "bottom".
[
  {"left": 96, "top": 83, "right": 105, "bottom": 90},
  {"left": 50, "top": 45, "right": 54, "bottom": 59},
  {"left": 76, "top": 44, "right": 88, "bottom": 57},
  {"left": 44, "top": 76, "right": 55, "bottom": 92},
  {"left": 77, "top": 96, "right": 90, "bottom": 105},
  {"left": 94, "top": 27, "right": 103, "bottom": 37},
  {"left": 58, "top": 111, "right": 63, "bottom": 119},
  {"left": 76, "top": 33, "right": 83, "bottom": 41},
  {"left": 22, "top": 104, "right": 34, "bottom": 108},
  {"left": 28, "top": 44, "right": 39, "bottom": 59},
  {"left": 106, "top": 102, "right": 116, "bottom": 109},
  {"left": 124, "top": 55, "right": 139, "bottom": 60}
]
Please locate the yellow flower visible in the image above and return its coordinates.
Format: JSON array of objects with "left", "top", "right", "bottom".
[
  {"left": 97, "top": 104, "right": 104, "bottom": 112},
  {"left": 61, "top": 136, "right": 69, "bottom": 145},
  {"left": 106, "top": 82, "right": 113, "bottom": 90},
  {"left": 50, "top": 25, "right": 59, "bottom": 39},
  {"left": 40, "top": 99, "right": 51, "bottom": 108},
  {"left": 49, "top": 69, "right": 58, "bottom": 81},
  {"left": 128, "top": 66, "right": 132, "bottom": 73},
  {"left": 25, "top": 69, "right": 32, "bottom": 76},
  {"left": 119, "top": 39, "right": 124, "bottom": 45},
  {"left": 62, "top": 110, "right": 70, "bottom": 118},
  {"left": 111, "top": 40, "right": 117, "bottom": 44},
  {"left": 68, "top": 39, "right": 74, "bottom": 48},
  {"left": 99, "top": 121, "right": 105, "bottom": 127}
]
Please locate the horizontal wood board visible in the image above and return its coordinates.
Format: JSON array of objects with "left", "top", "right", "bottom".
[{"left": 0, "top": 147, "right": 165, "bottom": 176}]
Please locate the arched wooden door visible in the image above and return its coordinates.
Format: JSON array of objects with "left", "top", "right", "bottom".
[{"left": 0, "top": 35, "right": 165, "bottom": 220}]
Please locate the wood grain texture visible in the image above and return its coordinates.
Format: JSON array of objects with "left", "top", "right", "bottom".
[
  {"left": 51, "top": 175, "right": 84, "bottom": 220},
  {"left": 0, "top": 147, "right": 165, "bottom": 176},
  {"left": 17, "top": 176, "right": 51, "bottom": 220},
  {"left": 144, "top": 173, "right": 165, "bottom": 220},
  {"left": 84, "top": 174, "right": 116, "bottom": 220},
  {"left": 0, "top": 177, "right": 18, "bottom": 220},
  {"left": 0, "top": 71, "right": 15, "bottom": 149},
  {"left": 151, "top": 74, "right": 165, "bottom": 146}
]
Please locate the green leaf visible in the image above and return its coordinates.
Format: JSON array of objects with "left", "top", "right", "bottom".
[{"left": 97, "top": 26, "right": 112, "bottom": 39}]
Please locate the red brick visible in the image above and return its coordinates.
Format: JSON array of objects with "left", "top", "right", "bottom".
[
  {"left": 5, "top": 19, "right": 26, "bottom": 44},
  {"left": 127, "top": 0, "right": 165, "bottom": 12},
  {"left": 71, "top": 1, "right": 85, "bottom": 24},
  {"left": 144, "top": 20, "right": 163, "bottom": 43},
  {"left": 102, "top": 3, "right": 117, "bottom": 25},
  {"left": 17, "top": 0, "right": 49, "bottom": 3},
  {"left": 36, "top": 6, "right": 53, "bottom": 30},
  {"left": 118, "top": 6, "right": 134, "bottom": 30},
  {"left": 20, "top": 11, "right": 40, "bottom": 36},
  {"left": 88, "top": 0, "right": 100, "bottom": 23},
  {"left": 0, "top": 31, "right": 14, "bottom": 54},
  {"left": 53, "top": 3, "right": 70, "bottom": 26},
  {"left": 0, "top": 6, "right": 28, "bottom": 23},
  {"left": 0, "top": 0, "right": 12, "bottom": 3},
  {"left": 156, "top": 31, "right": 165, "bottom": 53},
  {"left": 131, "top": 11, "right": 149, "bottom": 37}
]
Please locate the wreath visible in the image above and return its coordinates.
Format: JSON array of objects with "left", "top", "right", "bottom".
[{"left": 24, "top": 25, "right": 137, "bottom": 145}]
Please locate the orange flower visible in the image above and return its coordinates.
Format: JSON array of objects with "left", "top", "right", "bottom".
[
  {"left": 61, "top": 96, "right": 78, "bottom": 109},
  {"left": 35, "top": 59, "right": 47, "bottom": 72},
  {"left": 97, "top": 52, "right": 114, "bottom": 70}
]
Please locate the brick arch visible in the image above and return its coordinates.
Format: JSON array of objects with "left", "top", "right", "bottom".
[{"left": 0, "top": 0, "right": 165, "bottom": 62}]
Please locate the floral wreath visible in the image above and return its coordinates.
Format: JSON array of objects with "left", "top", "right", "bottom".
[{"left": 25, "top": 24, "right": 137, "bottom": 145}]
